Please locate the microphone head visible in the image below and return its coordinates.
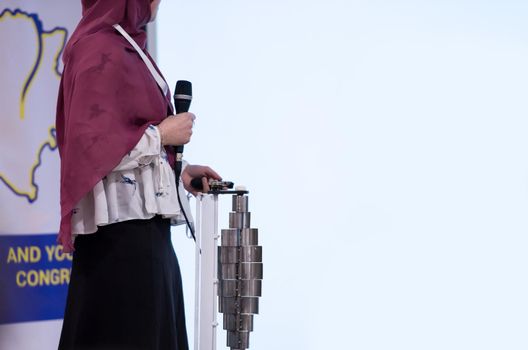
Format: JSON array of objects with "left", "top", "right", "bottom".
[
  {"left": 175, "top": 80, "right": 192, "bottom": 97},
  {"left": 174, "top": 80, "right": 192, "bottom": 113}
]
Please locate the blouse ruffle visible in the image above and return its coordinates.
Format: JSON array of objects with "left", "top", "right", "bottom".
[{"left": 71, "top": 125, "right": 192, "bottom": 235}]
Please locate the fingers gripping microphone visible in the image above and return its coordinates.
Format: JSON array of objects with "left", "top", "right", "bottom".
[{"left": 173, "top": 80, "right": 192, "bottom": 180}]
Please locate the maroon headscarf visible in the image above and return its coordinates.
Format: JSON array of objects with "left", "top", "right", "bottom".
[{"left": 56, "top": 0, "right": 173, "bottom": 252}]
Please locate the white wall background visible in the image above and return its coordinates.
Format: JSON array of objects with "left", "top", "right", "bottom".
[{"left": 157, "top": 1, "right": 528, "bottom": 349}]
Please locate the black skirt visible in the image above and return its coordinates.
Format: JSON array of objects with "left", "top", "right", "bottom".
[{"left": 59, "top": 216, "right": 189, "bottom": 350}]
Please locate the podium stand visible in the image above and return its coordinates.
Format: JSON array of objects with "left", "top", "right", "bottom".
[
  {"left": 194, "top": 194, "right": 219, "bottom": 350},
  {"left": 193, "top": 191, "right": 262, "bottom": 350}
]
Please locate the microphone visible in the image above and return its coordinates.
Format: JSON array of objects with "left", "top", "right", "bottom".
[
  {"left": 172, "top": 80, "right": 196, "bottom": 240},
  {"left": 173, "top": 80, "right": 192, "bottom": 180}
]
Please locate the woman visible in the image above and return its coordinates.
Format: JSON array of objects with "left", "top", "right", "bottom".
[{"left": 56, "top": 1, "right": 220, "bottom": 349}]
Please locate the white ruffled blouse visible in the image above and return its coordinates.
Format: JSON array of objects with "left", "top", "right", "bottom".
[{"left": 71, "top": 125, "right": 192, "bottom": 235}]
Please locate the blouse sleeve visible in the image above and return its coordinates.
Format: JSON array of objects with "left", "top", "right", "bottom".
[{"left": 112, "top": 125, "right": 161, "bottom": 171}]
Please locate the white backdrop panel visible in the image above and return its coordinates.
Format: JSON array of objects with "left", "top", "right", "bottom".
[{"left": 0, "top": 1, "right": 80, "bottom": 349}]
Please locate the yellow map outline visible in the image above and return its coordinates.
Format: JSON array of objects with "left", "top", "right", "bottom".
[{"left": 0, "top": 9, "right": 67, "bottom": 202}]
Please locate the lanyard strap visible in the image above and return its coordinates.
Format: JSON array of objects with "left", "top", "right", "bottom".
[{"left": 113, "top": 24, "right": 169, "bottom": 97}]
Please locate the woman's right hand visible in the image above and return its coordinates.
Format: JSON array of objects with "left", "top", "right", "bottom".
[{"left": 157, "top": 113, "right": 196, "bottom": 146}]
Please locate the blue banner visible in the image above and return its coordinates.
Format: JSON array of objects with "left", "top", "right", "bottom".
[{"left": 0, "top": 234, "right": 72, "bottom": 324}]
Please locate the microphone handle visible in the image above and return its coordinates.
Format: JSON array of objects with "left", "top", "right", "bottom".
[
  {"left": 173, "top": 101, "right": 191, "bottom": 182},
  {"left": 174, "top": 97, "right": 191, "bottom": 153}
]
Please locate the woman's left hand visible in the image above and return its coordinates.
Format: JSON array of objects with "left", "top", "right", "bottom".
[{"left": 181, "top": 164, "right": 222, "bottom": 196}]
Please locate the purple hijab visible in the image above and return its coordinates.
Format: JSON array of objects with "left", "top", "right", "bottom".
[{"left": 56, "top": 0, "right": 173, "bottom": 252}]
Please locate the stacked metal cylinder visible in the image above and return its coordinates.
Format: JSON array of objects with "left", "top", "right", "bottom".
[{"left": 218, "top": 194, "right": 262, "bottom": 350}]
